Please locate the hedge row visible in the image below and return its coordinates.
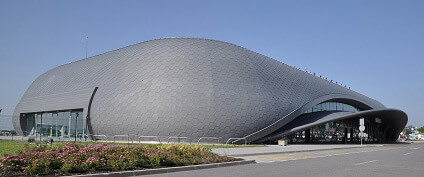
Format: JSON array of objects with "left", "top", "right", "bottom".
[{"left": 0, "top": 143, "right": 234, "bottom": 176}]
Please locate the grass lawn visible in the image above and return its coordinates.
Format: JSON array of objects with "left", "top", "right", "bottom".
[
  {"left": 0, "top": 140, "right": 66, "bottom": 158},
  {"left": 0, "top": 140, "right": 32, "bottom": 158}
]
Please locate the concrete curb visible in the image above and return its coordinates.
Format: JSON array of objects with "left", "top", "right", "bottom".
[
  {"left": 67, "top": 160, "right": 255, "bottom": 177},
  {"left": 228, "top": 145, "right": 383, "bottom": 157}
]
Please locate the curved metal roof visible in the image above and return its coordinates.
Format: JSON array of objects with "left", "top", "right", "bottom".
[{"left": 13, "top": 38, "right": 403, "bottom": 142}]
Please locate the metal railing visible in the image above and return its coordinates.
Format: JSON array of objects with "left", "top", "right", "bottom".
[
  {"left": 91, "top": 135, "right": 110, "bottom": 142},
  {"left": 80, "top": 134, "right": 91, "bottom": 141},
  {"left": 197, "top": 137, "right": 223, "bottom": 144},
  {"left": 167, "top": 136, "right": 191, "bottom": 144},
  {"left": 1, "top": 133, "right": 253, "bottom": 145},
  {"left": 138, "top": 136, "right": 162, "bottom": 143},
  {"left": 225, "top": 137, "right": 247, "bottom": 145},
  {"left": 113, "top": 135, "right": 131, "bottom": 143}
]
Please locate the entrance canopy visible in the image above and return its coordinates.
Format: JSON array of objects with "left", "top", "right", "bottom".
[{"left": 255, "top": 109, "right": 407, "bottom": 143}]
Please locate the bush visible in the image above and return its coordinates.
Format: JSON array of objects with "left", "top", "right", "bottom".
[
  {"left": 60, "top": 161, "right": 88, "bottom": 173},
  {"left": 0, "top": 143, "right": 233, "bottom": 176},
  {"left": 24, "top": 159, "right": 51, "bottom": 175},
  {"left": 0, "top": 155, "right": 28, "bottom": 171}
]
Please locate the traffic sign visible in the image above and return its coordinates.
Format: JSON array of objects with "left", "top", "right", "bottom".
[
  {"left": 359, "top": 125, "right": 365, "bottom": 132},
  {"left": 358, "top": 120, "right": 365, "bottom": 146},
  {"left": 359, "top": 118, "right": 364, "bottom": 126}
]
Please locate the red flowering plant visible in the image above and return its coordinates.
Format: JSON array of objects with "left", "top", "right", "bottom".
[{"left": 0, "top": 143, "right": 235, "bottom": 176}]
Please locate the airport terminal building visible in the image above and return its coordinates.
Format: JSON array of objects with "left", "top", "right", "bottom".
[{"left": 12, "top": 38, "right": 407, "bottom": 144}]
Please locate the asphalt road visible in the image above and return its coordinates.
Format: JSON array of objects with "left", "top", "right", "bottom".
[{"left": 146, "top": 143, "right": 424, "bottom": 177}]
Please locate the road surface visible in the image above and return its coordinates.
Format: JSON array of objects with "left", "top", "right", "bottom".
[{"left": 146, "top": 143, "right": 424, "bottom": 177}]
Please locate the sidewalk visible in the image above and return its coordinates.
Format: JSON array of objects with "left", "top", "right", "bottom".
[
  {"left": 0, "top": 135, "right": 26, "bottom": 141},
  {"left": 212, "top": 144, "right": 382, "bottom": 156}
]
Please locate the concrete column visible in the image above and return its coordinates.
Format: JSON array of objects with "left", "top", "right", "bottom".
[
  {"left": 344, "top": 128, "right": 348, "bottom": 144},
  {"left": 305, "top": 129, "right": 310, "bottom": 143}
]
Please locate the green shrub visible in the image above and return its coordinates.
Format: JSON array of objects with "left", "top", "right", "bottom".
[
  {"left": 61, "top": 161, "right": 88, "bottom": 173},
  {"left": 106, "top": 157, "right": 131, "bottom": 171},
  {"left": 24, "top": 159, "right": 51, "bottom": 176},
  {"left": 1, "top": 143, "right": 233, "bottom": 176},
  {"left": 0, "top": 155, "right": 28, "bottom": 171}
]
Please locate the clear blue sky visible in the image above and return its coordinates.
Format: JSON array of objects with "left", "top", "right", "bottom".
[{"left": 1, "top": 1, "right": 423, "bottom": 127}]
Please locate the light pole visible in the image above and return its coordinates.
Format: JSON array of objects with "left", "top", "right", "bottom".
[
  {"left": 40, "top": 113, "right": 43, "bottom": 142},
  {"left": 0, "top": 109, "right": 2, "bottom": 135}
]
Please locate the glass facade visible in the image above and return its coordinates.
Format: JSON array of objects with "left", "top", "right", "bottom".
[
  {"left": 304, "top": 102, "right": 360, "bottom": 113},
  {"left": 288, "top": 102, "right": 386, "bottom": 144},
  {"left": 289, "top": 117, "right": 385, "bottom": 144},
  {"left": 20, "top": 109, "right": 84, "bottom": 138}
]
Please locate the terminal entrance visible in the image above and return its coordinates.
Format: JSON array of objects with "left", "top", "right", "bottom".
[
  {"left": 254, "top": 101, "right": 399, "bottom": 144},
  {"left": 20, "top": 109, "right": 84, "bottom": 138},
  {"left": 287, "top": 102, "right": 387, "bottom": 144},
  {"left": 288, "top": 117, "right": 385, "bottom": 144}
]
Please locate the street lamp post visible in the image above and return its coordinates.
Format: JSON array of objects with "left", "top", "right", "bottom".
[
  {"left": 0, "top": 109, "right": 2, "bottom": 135},
  {"left": 40, "top": 113, "right": 43, "bottom": 142}
]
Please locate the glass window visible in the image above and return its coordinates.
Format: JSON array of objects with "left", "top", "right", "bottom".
[
  {"left": 20, "top": 109, "right": 84, "bottom": 138},
  {"left": 304, "top": 102, "right": 361, "bottom": 114}
]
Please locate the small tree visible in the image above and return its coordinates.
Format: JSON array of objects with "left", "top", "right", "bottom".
[
  {"left": 418, "top": 126, "right": 424, "bottom": 134},
  {"left": 404, "top": 128, "right": 412, "bottom": 136},
  {"left": 404, "top": 125, "right": 414, "bottom": 136}
]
